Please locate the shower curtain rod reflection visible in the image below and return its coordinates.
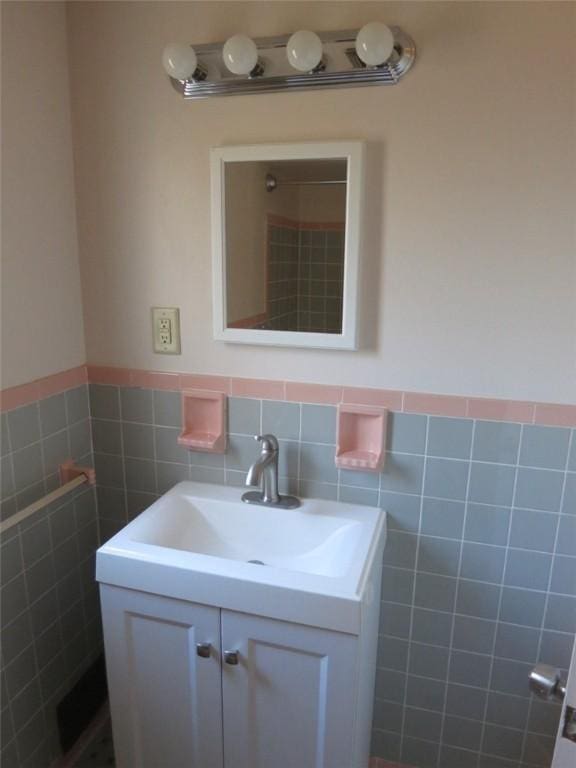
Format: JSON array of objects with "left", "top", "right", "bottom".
[{"left": 265, "top": 173, "right": 346, "bottom": 192}]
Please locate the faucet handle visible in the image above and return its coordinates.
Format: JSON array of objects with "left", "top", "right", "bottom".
[{"left": 255, "top": 434, "right": 279, "bottom": 452}]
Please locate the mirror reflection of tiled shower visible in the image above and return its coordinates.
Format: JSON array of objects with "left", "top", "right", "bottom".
[{"left": 267, "top": 220, "right": 345, "bottom": 333}]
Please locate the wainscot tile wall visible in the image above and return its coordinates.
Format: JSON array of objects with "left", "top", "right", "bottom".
[
  {"left": 89, "top": 385, "right": 575, "bottom": 768},
  {"left": 1, "top": 383, "right": 102, "bottom": 767}
]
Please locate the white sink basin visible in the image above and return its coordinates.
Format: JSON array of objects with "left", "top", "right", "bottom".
[{"left": 97, "top": 482, "right": 386, "bottom": 633}]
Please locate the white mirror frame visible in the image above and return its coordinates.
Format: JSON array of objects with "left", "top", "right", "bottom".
[{"left": 210, "top": 141, "right": 364, "bottom": 350}]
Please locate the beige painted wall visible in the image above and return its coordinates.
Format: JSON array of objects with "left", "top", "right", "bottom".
[
  {"left": 68, "top": 1, "right": 575, "bottom": 403},
  {"left": 1, "top": 1, "right": 85, "bottom": 389}
]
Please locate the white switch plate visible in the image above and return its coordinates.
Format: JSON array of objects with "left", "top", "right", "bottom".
[{"left": 151, "top": 307, "right": 181, "bottom": 354}]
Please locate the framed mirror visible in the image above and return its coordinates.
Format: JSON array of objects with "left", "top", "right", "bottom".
[{"left": 210, "top": 142, "right": 364, "bottom": 349}]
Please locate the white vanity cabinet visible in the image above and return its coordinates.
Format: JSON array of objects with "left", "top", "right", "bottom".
[{"left": 101, "top": 585, "right": 370, "bottom": 768}]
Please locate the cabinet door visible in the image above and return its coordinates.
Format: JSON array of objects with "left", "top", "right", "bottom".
[
  {"left": 221, "top": 610, "right": 358, "bottom": 768},
  {"left": 100, "top": 585, "right": 223, "bottom": 768}
]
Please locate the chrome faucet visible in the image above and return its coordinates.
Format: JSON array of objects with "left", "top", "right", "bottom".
[{"left": 242, "top": 434, "right": 300, "bottom": 509}]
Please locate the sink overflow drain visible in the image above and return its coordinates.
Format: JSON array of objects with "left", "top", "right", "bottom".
[{"left": 247, "top": 559, "right": 266, "bottom": 566}]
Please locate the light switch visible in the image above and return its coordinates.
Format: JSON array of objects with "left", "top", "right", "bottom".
[{"left": 152, "top": 307, "right": 181, "bottom": 354}]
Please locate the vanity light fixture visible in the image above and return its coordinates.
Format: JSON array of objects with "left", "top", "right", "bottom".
[{"left": 163, "top": 24, "right": 415, "bottom": 99}]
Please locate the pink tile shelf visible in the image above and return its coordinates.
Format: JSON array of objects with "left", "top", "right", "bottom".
[
  {"left": 335, "top": 404, "right": 388, "bottom": 472},
  {"left": 59, "top": 459, "right": 96, "bottom": 486},
  {"left": 177, "top": 390, "right": 227, "bottom": 453}
]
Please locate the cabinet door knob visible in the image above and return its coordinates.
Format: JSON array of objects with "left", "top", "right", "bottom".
[
  {"left": 196, "top": 642, "right": 212, "bottom": 658},
  {"left": 224, "top": 650, "right": 239, "bottom": 665}
]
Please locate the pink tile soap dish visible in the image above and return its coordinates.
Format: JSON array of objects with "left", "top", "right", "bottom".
[
  {"left": 178, "top": 390, "right": 227, "bottom": 453},
  {"left": 335, "top": 404, "right": 387, "bottom": 472}
]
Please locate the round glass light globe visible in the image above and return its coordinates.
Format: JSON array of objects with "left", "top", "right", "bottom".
[
  {"left": 286, "top": 30, "right": 323, "bottom": 72},
  {"left": 222, "top": 34, "right": 258, "bottom": 75},
  {"left": 162, "top": 43, "right": 197, "bottom": 80},
  {"left": 355, "top": 22, "right": 395, "bottom": 67}
]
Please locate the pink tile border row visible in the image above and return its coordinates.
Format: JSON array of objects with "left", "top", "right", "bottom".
[
  {"left": 1, "top": 364, "right": 575, "bottom": 427},
  {"left": 0, "top": 366, "right": 88, "bottom": 413}
]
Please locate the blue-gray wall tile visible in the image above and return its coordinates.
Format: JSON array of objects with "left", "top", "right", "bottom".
[
  {"left": 69, "top": 420, "right": 91, "bottom": 460},
  {"left": 381, "top": 566, "right": 414, "bottom": 605},
  {"left": 383, "top": 530, "right": 417, "bottom": 569},
  {"left": 188, "top": 449, "right": 224, "bottom": 468},
  {"left": 440, "top": 745, "right": 479, "bottom": 768},
  {"left": 427, "top": 417, "right": 473, "bottom": 460},
  {"left": 298, "top": 480, "right": 337, "bottom": 501},
  {"left": 92, "top": 419, "right": 122, "bottom": 455},
  {"left": 372, "top": 699, "right": 403, "bottom": 733},
  {"left": 473, "top": 421, "right": 521, "bottom": 466},
  {"left": 562, "top": 473, "right": 576, "bottom": 514},
  {"left": 460, "top": 542, "right": 506, "bottom": 583},
  {"left": 452, "top": 615, "right": 496, "bottom": 655},
  {"left": 94, "top": 453, "right": 124, "bottom": 489},
  {"left": 515, "top": 467, "right": 564, "bottom": 512},
  {"left": 402, "top": 736, "right": 439, "bottom": 768},
  {"left": 227, "top": 434, "right": 260, "bottom": 472},
  {"left": 411, "top": 608, "right": 453, "bottom": 647},
  {"left": 277, "top": 440, "right": 299, "bottom": 478},
  {"left": 449, "top": 650, "right": 491, "bottom": 688},
  {"left": 445, "top": 683, "right": 487, "bottom": 721},
  {"left": 380, "top": 603, "right": 411, "bottom": 639},
  {"left": 421, "top": 497, "right": 465, "bottom": 539},
  {"left": 96, "top": 487, "right": 126, "bottom": 523},
  {"left": 538, "top": 630, "right": 574, "bottom": 670},
  {"left": 499, "top": 587, "right": 546, "bottom": 627},
  {"left": 504, "top": 549, "right": 552, "bottom": 590},
  {"left": 8, "top": 404, "right": 40, "bottom": 451},
  {"left": 443, "top": 716, "right": 483, "bottom": 752},
  {"left": 486, "top": 692, "right": 530, "bottom": 730},
  {"left": 66, "top": 386, "right": 89, "bottom": 424},
  {"left": 483, "top": 724, "right": 525, "bottom": 761},
  {"left": 529, "top": 700, "right": 562, "bottom": 737},
  {"left": 468, "top": 462, "right": 516, "bottom": 507},
  {"left": 544, "top": 594, "right": 576, "bottom": 634},
  {"left": 424, "top": 458, "right": 469, "bottom": 501},
  {"left": 89, "top": 384, "right": 120, "bottom": 420},
  {"left": 301, "top": 404, "right": 336, "bottom": 444},
  {"left": 376, "top": 668, "right": 407, "bottom": 703},
  {"left": 153, "top": 426, "right": 187, "bottom": 464},
  {"left": 157, "top": 462, "right": 190, "bottom": 494},
  {"left": 456, "top": 580, "right": 501, "bottom": 620},
  {"left": 522, "top": 733, "right": 555, "bottom": 768},
  {"left": 371, "top": 729, "right": 401, "bottom": 761},
  {"left": 556, "top": 514, "right": 576, "bottom": 555},
  {"left": 122, "top": 422, "right": 154, "bottom": 460},
  {"left": 550, "top": 555, "right": 576, "bottom": 595},
  {"left": 417, "top": 536, "right": 461, "bottom": 577},
  {"left": 1, "top": 455, "right": 15, "bottom": 499},
  {"left": 120, "top": 388, "right": 153, "bottom": 423},
  {"left": 414, "top": 573, "right": 457, "bottom": 612},
  {"left": 387, "top": 412, "right": 427, "bottom": 454},
  {"left": 339, "top": 485, "right": 378, "bottom": 506},
  {"left": 520, "top": 425, "right": 570, "bottom": 470},
  {"left": 405, "top": 675, "right": 446, "bottom": 711},
  {"left": 409, "top": 642, "right": 449, "bottom": 680},
  {"left": 300, "top": 442, "right": 338, "bottom": 483},
  {"left": 380, "top": 491, "right": 421, "bottom": 533},
  {"left": 262, "top": 401, "right": 300, "bottom": 440},
  {"left": 509, "top": 508, "right": 558, "bottom": 552},
  {"left": 228, "top": 397, "right": 260, "bottom": 436},
  {"left": 153, "top": 390, "right": 181, "bottom": 427},
  {"left": 404, "top": 706, "right": 443, "bottom": 742},
  {"left": 339, "top": 467, "right": 379, "bottom": 489},
  {"left": 39, "top": 395, "right": 67, "bottom": 437},
  {"left": 491, "top": 657, "right": 534, "bottom": 699},
  {"left": 494, "top": 623, "right": 539, "bottom": 663},
  {"left": 464, "top": 503, "right": 511, "bottom": 546},
  {"left": 13, "top": 443, "right": 43, "bottom": 491},
  {"left": 1, "top": 412, "right": 10, "bottom": 456},
  {"left": 377, "top": 636, "right": 409, "bottom": 672},
  {"left": 124, "top": 457, "right": 156, "bottom": 493},
  {"left": 381, "top": 453, "right": 424, "bottom": 495},
  {"left": 42, "top": 431, "right": 69, "bottom": 477}
]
